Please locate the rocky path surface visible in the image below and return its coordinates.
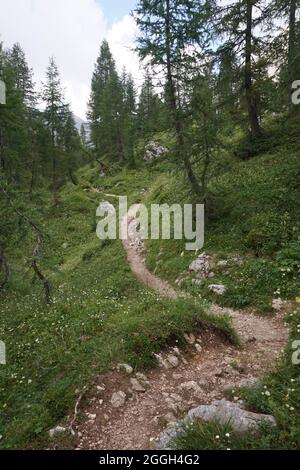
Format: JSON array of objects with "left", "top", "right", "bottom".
[{"left": 74, "top": 203, "right": 290, "bottom": 450}]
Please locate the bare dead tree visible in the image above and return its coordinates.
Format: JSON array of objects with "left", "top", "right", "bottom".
[{"left": 0, "top": 186, "right": 52, "bottom": 304}]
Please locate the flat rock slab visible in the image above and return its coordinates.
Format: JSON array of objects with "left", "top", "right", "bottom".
[{"left": 188, "top": 399, "right": 276, "bottom": 433}]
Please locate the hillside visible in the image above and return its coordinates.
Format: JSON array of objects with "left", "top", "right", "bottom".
[
  {"left": 0, "top": 0, "right": 300, "bottom": 454},
  {"left": 0, "top": 123, "right": 299, "bottom": 450}
]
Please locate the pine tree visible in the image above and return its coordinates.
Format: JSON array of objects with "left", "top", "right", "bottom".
[
  {"left": 137, "top": 71, "right": 165, "bottom": 137},
  {"left": 80, "top": 123, "right": 87, "bottom": 148},
  {"left": 216, "top": 44, "right": 240, "bottom": 126},
  {"left": 63, "top": 107, "right": 82, "bottom": 185},
  {"left": 88, "top": 40, "right": 124, "bottom": 161},
  {"left": 41, "top": 57, "right": 67, "bottom": 195},
  {"left": 0, "top": 43, "right": 30, "bottom": 181},
  {"left": 120, "top": 70, "right": 137, "bottom": 166},
  {"left": 10, "top": 43, "right": 35, "bottom": 108}
]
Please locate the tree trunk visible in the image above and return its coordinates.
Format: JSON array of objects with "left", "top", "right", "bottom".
[
  {"left": 165, "top": 0, "right": 203, "bottom": 199},
  {"left": 245, "top": 0, "right": 261, "bottom": 139}
]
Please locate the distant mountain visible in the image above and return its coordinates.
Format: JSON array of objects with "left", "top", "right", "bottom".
[{"left": 73, "top": 115, "right": 87, "bottom": 131}]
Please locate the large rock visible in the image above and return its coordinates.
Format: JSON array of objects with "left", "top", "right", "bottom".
[
  {"left": 189, "top": 252, "right": 211, "bottom": 275},
  {"left": 155, "top": 399, "right": 276, "bottom": 449},
  {"left": 143, "top": 141, "right": 169, "bottom": 162},
  {"left": 187, "top": 399, "right": 276, "bottom": 433}
]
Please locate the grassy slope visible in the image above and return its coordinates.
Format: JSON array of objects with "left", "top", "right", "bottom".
[
  {"left": 0, "top": 165, "right": 235, "bottom": 449},
  {"left": 0, "top": 120, "right": 299, "bottom": 449},
  {"left": 145, "top": 144, "right": 300, "bottom": 312}
]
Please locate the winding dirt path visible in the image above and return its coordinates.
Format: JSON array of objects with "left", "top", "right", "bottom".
[
  {"left": 121, "top": 204, "right": 179, "bottom": 299},
  {"left": 75, "top": 204, "right": 290, "bottom": 450}
]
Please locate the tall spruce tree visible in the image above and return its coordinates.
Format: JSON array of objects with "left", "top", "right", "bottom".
[
  {"left": 0, "top": 43, "right": 32, "bottom": 182},
  {"left": 121, "top": 70, "right": 137, "bottom": 166},
  {"left": 41, "top": 57, "right": 68, "bottom": 196},
  {"left": 88, "top": 40, "right": 124, "bottom": 161},
  {"left": 137, "top": 71, "right": 165, "bottom": 137}
]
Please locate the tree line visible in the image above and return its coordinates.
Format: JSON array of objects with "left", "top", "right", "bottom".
[
  {"left": 0, "top": 44, "right": 84, "bottom": 197},
  {"left": 133, "top": 0, "right": 300, "bottom": 201}
]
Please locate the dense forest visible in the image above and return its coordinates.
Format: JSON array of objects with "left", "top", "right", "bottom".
[{"left": 0, "top": 0, "right": 300, "bottom": 454}]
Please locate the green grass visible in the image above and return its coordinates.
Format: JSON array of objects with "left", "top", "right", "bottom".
[{"left": 144, "top": 144, "right": 300, "bottom": 311}]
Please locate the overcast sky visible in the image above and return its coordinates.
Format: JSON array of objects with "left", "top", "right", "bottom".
[{"left": 0, "top": 0, "right": 141, "bottom": 119}]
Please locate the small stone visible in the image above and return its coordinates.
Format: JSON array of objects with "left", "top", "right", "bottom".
[
  {"left": 62, "top": 242, "right": 68, "bottom": 249},
  {"left": 224, "top": 377, "right": 260, "bottom": 392},
  {"left": 86, "top": 413, "right": 96, "bottom": 420},
  {"left": 179, "top": 381, "right": 201, "bottom": 395},
  {"left": 195, "top": 344, "right": 202, "bottom": 353},
  {"left": 136, "top": 372, "right": 148, "bottom": 383},
  {"left": 183, "top": 333, "right": 196, "bottom": 344},
  {"left": 167, "top": 355, "right": 179, "bottom": 368},
  {"left": 272, "top": 298, "right": 284, "bottom": 311},
  {"left": 172, "top": 347, "right": 181, "bottom": 356},
  {"left": 117, "top": 363, "right": 133, "bottom": 374},
  {"left": 111, "top": 391, "right": 126, "bottom": 408},
  {"left": 130, "top": 378, "right": 146, "bottom": 392},
  {"left": 208, "top": 284, "right": 226, "bottom": 295},
  {"left": 154, "top": 353, "right": 170, "bottom": 369},
  {"left": 217, "top": 260, "right": 228, "bottom": 267},
  {"left": 172, "top": 373, "right": 183, "bottom": 380},
  {"left": 191, "top": 279, "right": 203, "bottom": 286},
  {"left": 49, "top": 426, "right": 66, "bottom": 438}
]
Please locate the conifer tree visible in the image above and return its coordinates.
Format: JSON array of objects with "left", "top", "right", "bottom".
[
  {"left": 41, "top": 57, "right": 67, "bottom": 195},
  {"left": 88, "top": 40, "right": 124, "bottom": 161},
  {"left": 218, "top": 0, "right": 265, "bottom": 138},
  {"left": 137, "top": 71, "right": 165, "bottom": 137}
]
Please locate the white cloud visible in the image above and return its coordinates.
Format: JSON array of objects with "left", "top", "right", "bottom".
[
  {"left": 0, "top": 0, "right": 141, "bottom": 119},
  {"left": 107, "top": 14, "right": 142, "bottom": 83}
]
